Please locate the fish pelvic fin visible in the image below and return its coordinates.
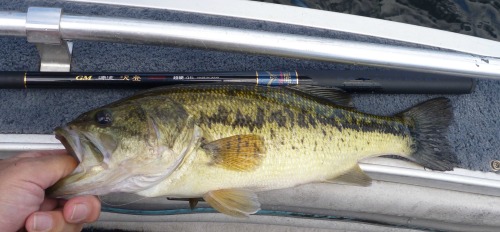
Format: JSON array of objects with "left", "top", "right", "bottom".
[
  {"left": 202, "top": 135, "right": 266, "bottom": 171},
  {"left": 327, "top": 164, "right": 372, "bottom": 187},
  {"left": 398, "top": 97, "right": 458, "bottom": 171},
  {"left": 203, "top": 189, "right": 261, "bottom": 218}
]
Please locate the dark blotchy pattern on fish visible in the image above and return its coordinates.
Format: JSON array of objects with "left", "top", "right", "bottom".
[
  {"left": 198, "top": 103, "right": 410, "bottom": 138},
  {"left": 133, "top": 84, "right": 415, "bottom": 153},
  {"left": 143, "top": 84, "right": 413, "bottom": 140},
  {"left": 114, "top": 85, "right": 415, "bottom": 151}
]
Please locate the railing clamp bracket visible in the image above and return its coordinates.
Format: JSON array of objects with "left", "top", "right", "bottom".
[{"left": 26, "top": 7, "right": 72, "bottom": 72}]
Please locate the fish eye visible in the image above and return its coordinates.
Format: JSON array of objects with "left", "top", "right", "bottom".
[{"left": 95, "top": 109, "right": 113, "bottom": 127}]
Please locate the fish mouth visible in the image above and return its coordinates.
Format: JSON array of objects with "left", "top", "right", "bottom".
[
  {"left": 55, "top": 126, "right": 110, "bottom": 171},
  {"left": 52, "top": 126, "right": 109, "bottom": 197},
  {"left": 55, "top": 126, "right": 83, "bottom": 165}
]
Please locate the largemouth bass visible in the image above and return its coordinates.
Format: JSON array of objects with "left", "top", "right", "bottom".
[{"left": 50, "top": 84, "right": 457, "bottom": 217}]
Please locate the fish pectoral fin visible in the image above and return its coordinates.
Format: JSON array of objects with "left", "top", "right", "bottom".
[
  {"left": 203, "top": 189, "right": 261, "bottom": 218},
  {"left": 202, "top": 135, "right": 266, "bottom": 171},
  {"left": 327, "top": 164, "right": 372, "bottom": 187}
]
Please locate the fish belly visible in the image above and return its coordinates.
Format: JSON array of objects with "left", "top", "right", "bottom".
[{"left": 138, "top": 122, "right": 412, "bottom": 198}]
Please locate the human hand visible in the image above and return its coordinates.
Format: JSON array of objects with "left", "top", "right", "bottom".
[{"left": 0, "top": 150, "right": 101, "bottom": 232}]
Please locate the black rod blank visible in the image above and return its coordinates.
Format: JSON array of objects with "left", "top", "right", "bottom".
[{"left": 0, "top": 70, "right": 474, "bottom": 94}]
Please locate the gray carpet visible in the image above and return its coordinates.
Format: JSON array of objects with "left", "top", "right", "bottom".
[{"left": 0, "top": 0, "right": 499, "bottom": 173}]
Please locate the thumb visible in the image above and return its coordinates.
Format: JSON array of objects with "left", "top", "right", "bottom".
[{"left": 13, "top": 150, "right": 77, "bottom": 190}]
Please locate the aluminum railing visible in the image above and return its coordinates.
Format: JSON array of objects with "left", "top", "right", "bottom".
[{"left": 0, "top": 6, "right": 500, "bottom": 79}]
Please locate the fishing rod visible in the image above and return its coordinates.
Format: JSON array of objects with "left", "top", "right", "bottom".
[{"left": 0, "top": 70, "right": 474, "bottom": 94}]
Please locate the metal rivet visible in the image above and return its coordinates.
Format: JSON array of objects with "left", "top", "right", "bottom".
[{"left": 491, "top": 160, "right": 500, "bottom": 171}]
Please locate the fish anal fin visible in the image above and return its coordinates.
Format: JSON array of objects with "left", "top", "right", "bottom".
[
  {"left": 328, "top": 164, "right": 372, "bottom": 187},
  {"left": 203, "top": 189, "right": 260, "bottom": 218},
  {"left": 202, "top": 135, "right": 266, "bottom": 171}
]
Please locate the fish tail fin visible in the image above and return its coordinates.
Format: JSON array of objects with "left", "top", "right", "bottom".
[{"left": 398, "top": 97, "right": 458, "bottom": 171}]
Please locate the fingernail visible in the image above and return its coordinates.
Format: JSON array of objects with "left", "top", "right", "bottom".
[
  {"left": 70, "top": 203, "right": 89, "bottom": 222},
  {"left": 33, "top": 213, "right": 52, "bottom": 231}
]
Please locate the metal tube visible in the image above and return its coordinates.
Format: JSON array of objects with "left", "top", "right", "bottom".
[
  {"left": 67, "top": 0, "right": 500, "bottom": 58},
  {"left": 1, "top": 10, "right": 500, "bottom": 80},
  {"left": 0, "top": 12, "right": 27, "bottom": 36},
  {"left": 59, "top": 15, "right": 500, "bottom": 80},
  {"left": 361, "top": 162, "right": 500, "bottom": 197}
]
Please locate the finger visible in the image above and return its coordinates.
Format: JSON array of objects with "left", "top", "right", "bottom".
[
  {"left": 39, "top": 198, "right": 58, "bottom": 211},
  {"left": 0, "top": 150, "right": 67, "bottom": 172},
  {"left": 25, "top": 211, "right": 83, "bottom": 232},
  {"left": 15, "top": 150, "right": 67, "bottom": 159},
  {"left": 14, "top": 151, "right": 78, "bottom": 189},
  {"left": 63, "top": 195, "right": 101, "bottom": 223},
  {"left": 57, "top": 198, "right": 69, "bottom": 208}
]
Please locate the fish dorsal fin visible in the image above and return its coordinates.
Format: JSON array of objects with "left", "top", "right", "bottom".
[
  {"left": 202, "top": 135, "right": 266, "bottom": 171},
  {"left": 328, "top": 164, "right": 372, "bottom": 187},
  {"left": 286, "top": 85, "right": 353, "bottom": 107},
  {"left": 203, "top": 189, "right": 261, "bottom": 218}
]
